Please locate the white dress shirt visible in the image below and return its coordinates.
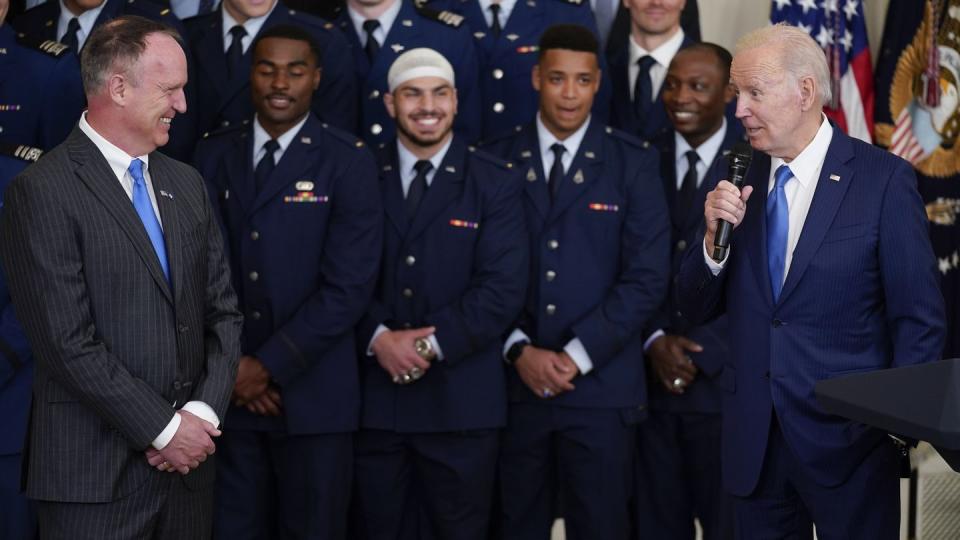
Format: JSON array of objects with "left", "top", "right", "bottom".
[
  {"left": 251, "top": 113, "right": 309, "bottom": 170},
  {"left": 704, "top": 115, "right": 834, "bottom": 281},
  {"left": 366, "top": 137, "right": 454, "bottom": 361},
  {"left": 222, "top": 0, "right": 277, "bottom": 54},
  {"left": 477, "top": 0, "right": 517, "bottom": 29},
  {"left": 347, "top": 0, "right": 402, "bottom": 48},
  {"left": 502, "top": 114, "right": 595, "bottom": 375},
  {"left": 78, "top": 113, "right": 220, "bottom": 450},
  {"left": 57, "top": 0, "right": 104, "bottom": 51},
  {"left": 628, "top": 28, "right": 685, "bottom": 102}
]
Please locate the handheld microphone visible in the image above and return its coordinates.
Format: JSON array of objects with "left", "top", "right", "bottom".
[{"left": 711, "top": 142, "right": 753, "bottom": 262}]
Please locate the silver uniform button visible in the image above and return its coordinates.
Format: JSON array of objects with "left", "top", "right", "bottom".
[
  {"left": 676, "top": 239, "right": 687, "bottom": 251},
  {"left": 545, "top": 304, "right": 556, "bottom": 316},
  {"left": 371, "top": 123, "right": 383, "bottom": 135},
  {"left": 547, "top": 239, "right": 559, "bottom": 250},
  {"left": 492, "top": 68, "right": 504, "bottom": 79},
  {"left": 402, "top": 288, "right": 413, "bottom": 298},
  {"left": 405, "top": 255, "right": 416, "bottom": 266},
  {"left": 251, "top": 310, "right": 261, "bottom": 320},
  {"left": 545, "top": 270, "right": 556, "bottom": 282},
  {"left": 493, "top": 102, "right": 505, "bottom": 113},
  {"left": 370, "top": 89, "right": 380, "bottom": 99},
  {"left": 250, "top": 231, "right": 260, "bottom": 241},
  {"left": 249, "top": 271, "right": 259, "bottom": 282}
]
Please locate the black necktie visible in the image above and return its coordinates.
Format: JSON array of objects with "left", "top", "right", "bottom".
[
  {"left": 62, "top": 17, "right": 80, "bottom": 52},
  {"left": 226, "top": 25, "right": 247, "bottom": 80},
  {"left": 489, "top": 3, "right": 502, "bottom": 37},
  {"left": 198, "top": 0, "right": 215, "bottom": 14},
  {"left": 549, "top": 143, "right": 565, "bottom": 202},
  {"left": 634, "top": 55, "right": 656, "bottom": 124},
  {"left": 363, "top": 19, "right": 381, "bottom": 63},
  {"left": 254, "top": 139, "right": 279, "bottom": 193},
  {"left": 406, "top": 160, "right": 432, "bottom": 220},
  {"left": 677, "top": 150, "right": 699, "bottom": 223}
]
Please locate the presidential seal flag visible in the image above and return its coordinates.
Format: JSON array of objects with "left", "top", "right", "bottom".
[
  {"left": 875, "top": 0, "right": 960, "bottom": 358},
  {"left": 771, "top": 0, "right": 875, "bottom": 142}
]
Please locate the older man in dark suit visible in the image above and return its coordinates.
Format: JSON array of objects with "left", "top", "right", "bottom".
[{"left": 0, "top": 16, "right": 242, "bottom": 540}]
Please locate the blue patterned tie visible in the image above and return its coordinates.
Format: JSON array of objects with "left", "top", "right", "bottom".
[
  {"left": 128, "top": 159, "right": 169, "bottom": 282},
  {"left": 767, "top": 164, "right": 792, "bottom": 302}
]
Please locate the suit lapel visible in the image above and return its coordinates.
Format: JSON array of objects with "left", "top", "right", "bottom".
[
  {"left": 150, "top": 157, "right": 182, "bottom": 304},
  {"left": 609, "top": 48, "right": 637, "bottom": 134},
  {"left": 496, "top": 0, "right": 538, "bottom": 53},
  {"left": 193, "top": 15, "right": 232, "bottom": 104},
  {"left": 250, "top": 117, "right": 321, "bottom": 214},
  {"left": 517, "top": 126, "right": 550, "bottom": 220},
  {"left": 547, "top": 121, "right": 603, "bottom": 224},
  {"left": 741, "top": 152, "right": 773, "bottom": 308},
  {"left": 463, "top": 0, "right": 496, "bottom": 53},
  {"left": 67, "top": 130, "right": 173, "bottom": 304},
  {"left": 378, "top": 143, "right": 407, "bottom": 236},
  {"left": 224, "top": 129, "right": 255, "bottom": 216},
  {"left": 406, "top": 139, "right": 466, "bottom": 241},
  {"left": 778, "top": 127, "right": 854, "bottom": 305},
  {"left": 378, "top": 2, "right": 423, "bottom": 76}
]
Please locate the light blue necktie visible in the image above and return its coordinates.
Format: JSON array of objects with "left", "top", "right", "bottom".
[
  {"left": 767, "top": 164, "right": 792, "bottom": 302},
  {"left": 128, "top": 159, "right": 170, "bottom": 282}
]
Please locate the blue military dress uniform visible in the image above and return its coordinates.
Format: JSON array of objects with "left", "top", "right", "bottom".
[
  {"left": 0, "top": 26, "right": 84, "bottom": 151},
  {"left": 184, "top": 5, "right": 358, "bottom": 143},
  {"left": 0, "top": 143, "right": 42, "bottom": 540},
  {"left": 194, "top": 114, "right": 382, "bottom": 540},
  {"left": 428, "top": 0, "right": 611, "bottom": 140},
  {"left": 353, "top": 137, "right": 527, "bottom": 539},
  {"left": 334, "top": 0, "right": 482, "bottom": 146},
  {"left": 485, "top": 119, "right": 670, "bottom": 540},
  {"left": 632, "top": 124, "right": 743, "bottom": 540}
]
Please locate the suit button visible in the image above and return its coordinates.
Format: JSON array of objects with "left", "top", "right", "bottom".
[
  {"left": 772, "top": 319, "right": 783, "bottom": 328},
  {"left": 177, "top": 324, "right": 188, "bottom": 333},
  {"left": 493, "top": 102, "right": 505, "bottom": 113},
  {"left": 405, "top": 255, "right": 416, "bottom": 266},
  {"left": 402, "top": 288, "right": 413, "bottom": 298},
  {"left": 173, "top": 381, "right": 182, "bottom": 390},
  {"left": 369, "top": 89, "right": 380, "bottom": 99},
  {"left": 370, "top": 123, "right": 383, "bottom": 135},
  {"left": 676, "top": 239, "right": 687, "bottom": 251},
  {"left": 547, "top": 239, "right": 559, "bottom": 250},
  {"left": 545, "top": 270, "right": 556, "bottom": 282},
  {"left": 545, "top": 304, "right": 556, "bottom": 316},
  {"left": 251, "top": 310, "right": 261, "bottom": 320},
  {"left": 250, "top": 231, "right": 260, "bottom": 241},
  {"left": 249, "top": 271, "right": 259, "bottom": 282},
  {"left": 221, "top": 120, "right": 230, "bottom": 127},
  {"left": 492, "top": 68, "right": 504, "bottom": 79}
]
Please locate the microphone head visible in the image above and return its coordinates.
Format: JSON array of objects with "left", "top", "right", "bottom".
[{"left": 730, "top": 141, "right": 753, "bottom": 167}]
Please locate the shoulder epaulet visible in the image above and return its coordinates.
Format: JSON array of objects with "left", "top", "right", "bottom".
[
  {"left": 417, "top": 6, "right": 465, "bottom": 28},
  {"left": 558, "top": 0, "right": 586, "bottom": 5},
  {"left": 480, "top": 124, "right": 526, "bottom": 148},
  {"left": 201, "top": 120, "right": 249, "bottom": 140},
  {"left": 468, "top": 145, "right": 514, "bottom": 171},
  {"left": 15, "top": 33, "right": 71, "bottom": 58},
  {"left": 281, "top": 8, "right": 330, "bottom": 30},
  {"left": 0, "top": 142, "right": 44, "bottom": 163},
  {"left": 604, "top": 125, "right": 650, "bottom": 149},
  {"left": 319, "top": 122, "right": 368, "bottom": 150}
]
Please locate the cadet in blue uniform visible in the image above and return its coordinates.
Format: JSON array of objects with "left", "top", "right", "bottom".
[
  {"left": 484, "top": 25, "right": 670, "bottom": 540},
  {"left": 0, "top": 143, "right": 41, "bottom": 540},
  {"left": 633, "top": 43, "right": 739, "bottom": 540},
  {"left": 193, "top": 25, "right": 382, "bottom": 540},
  {"left": 335, "top": 0, "right": 482, "bottom": 146},
  {"left": 184, "top": 0, "right": 358, "bottom": 145},
  {"left": 428, "top": 0, "right": 611, "bottom": 140},
  {"left": 0, "top": 17, "right": 84, "bottom": 150},
  {"left": 353, "top": 48, "right": 526, "bottom": 540},
  {"left": 607, "top": 0, "right": 691, "bottom": 144}
]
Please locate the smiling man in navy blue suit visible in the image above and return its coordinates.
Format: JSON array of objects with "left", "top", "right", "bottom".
[
  {"left": 677, "top": 24, "right": 945, "bottom": 540},
  {"left": 634, "top": 42, "right": 738, "bottom": 540},
  {"left": 194, "top": 25, "right": 382, "bottom": 540}
]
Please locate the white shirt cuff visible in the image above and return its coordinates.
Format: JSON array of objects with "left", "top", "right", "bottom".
[
  {"left": 367, "top": 324, "right": 390, "bottom": 356},
  {"left": 503, "top": 328, "right": 531, "bottom": 362},
  {"left": 564, "top": 338, "right": 593, "bottom": 375},
  {"left": 151, "top": 401, "right": 221, "bottom": 450},
  {"left": 703, "top": 239, "right": 727, "bottom": 275},
  {"left": 428, "top": 334, "right": 444, "bottom": 361},
  {"left": 643, "top": 329, "right": 665, "bottom": 352},
  {"left": 151, "top": 412, "right": 181, "bottom": 450}
]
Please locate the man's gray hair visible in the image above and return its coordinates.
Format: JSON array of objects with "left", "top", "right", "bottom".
[
  {"left": 80, "top": 15, "right": 183, "bottom": 95},
  {"left": 735, "top": 22, "right": 832, "bottom": 106}
]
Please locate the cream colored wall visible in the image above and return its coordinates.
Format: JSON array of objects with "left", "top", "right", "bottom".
[{"left": 698, "top": 0, "right": 892, "bottom": 65}]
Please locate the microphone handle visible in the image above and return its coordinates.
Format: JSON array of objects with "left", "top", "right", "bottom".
[{"left": 711, "top": 175, "right": 745, "bottom": 263}]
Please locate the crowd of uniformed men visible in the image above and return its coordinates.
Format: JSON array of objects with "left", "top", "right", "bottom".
[{"left": 1, "top": 0, "right": 744, "bottom": 538}]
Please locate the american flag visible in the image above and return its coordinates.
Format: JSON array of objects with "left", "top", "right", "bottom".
[{"left": 771, "top": 0, "right": 875, "bottom": 143}]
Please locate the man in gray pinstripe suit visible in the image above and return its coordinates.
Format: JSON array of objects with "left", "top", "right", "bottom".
[{"left": 0, "top": 16, "right": 242, "bottom": 540}]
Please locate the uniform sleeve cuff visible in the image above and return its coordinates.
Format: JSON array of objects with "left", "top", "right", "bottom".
[
  {"left": 503, "top": 328, "right": 531, "bottom": 362},
  {"left": 151, "top": 412, "right": 181, "bottom": 450},
  {"left": 643, "top": 329, "right": 665, "bottom": 352},
  {"left": 367, "top": 324, "right": 390, "bottom": 356},
  {"left": 429, "top": 334, "right": 444, "bottom": 361},
  {"left": 564, "top": 338, "right": 593, "bottom": 375},
  {"left": 703, "top": 239, "right": 727, "bottom": 275},
  {"left": 181, "top": 400, "right": 220, "bottom": 428}
]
